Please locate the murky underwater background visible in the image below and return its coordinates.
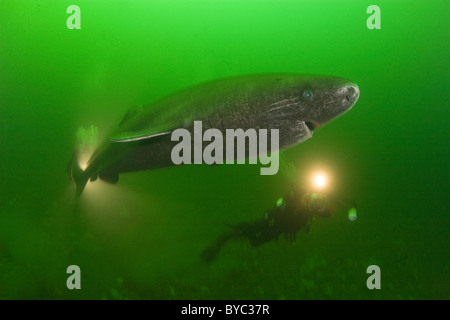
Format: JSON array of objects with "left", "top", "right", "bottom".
[{"left": 0, "top": 0, "right": 449, "bottom": 299}]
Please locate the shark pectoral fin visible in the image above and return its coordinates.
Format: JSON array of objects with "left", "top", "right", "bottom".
[
  {"left": 278, "top": 120, "right": 313, "bottom": 147},
  {"left": 293, "top": 120, "right": 313, "bottom": 143},
  {"left": 110, "top": 130, "right": 172, "bottom": 143},
  {"left": 99, "top": 172, "right": 119, "bottom": 184}
]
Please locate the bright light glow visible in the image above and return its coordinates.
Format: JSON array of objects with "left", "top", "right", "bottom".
[
  {"left": 305, "top": 168, "right": 332, "bottom": 192},
  {"left": 77, "top": 152, "right": 91, "bottom": 171},
  {"left": 76, "top": 124, "right": 99, "bottom": 171},
  {"left": 314, "top": 174, "right": 327, "bottom": 188}
]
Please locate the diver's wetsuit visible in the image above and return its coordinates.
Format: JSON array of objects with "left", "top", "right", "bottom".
[
  {"left": 234, "top": 191, "right": 312, "bottom": 246},
  {"left": 201, "top": 190, "right": 321, "bottom": 263}
]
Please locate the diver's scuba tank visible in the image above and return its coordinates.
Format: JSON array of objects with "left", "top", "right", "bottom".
[{"left": 300, "top": 192, "right": 334, "bottom": 217}]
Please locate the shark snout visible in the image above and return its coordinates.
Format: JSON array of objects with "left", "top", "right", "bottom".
[{"left": 345, "top": 84, "right": 359, "bottom": 106}]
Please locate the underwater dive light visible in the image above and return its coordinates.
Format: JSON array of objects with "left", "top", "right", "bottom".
[{"left": 314, "top": 174, "right": 327, "bottom": 188}]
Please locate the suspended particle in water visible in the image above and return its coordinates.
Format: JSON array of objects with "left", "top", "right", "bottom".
[
  {"left": 348, "top": 207, "right": 357, "bottom": 221},
  {"left": 276, "top": 197, "right": 284, "bottom": 207}
]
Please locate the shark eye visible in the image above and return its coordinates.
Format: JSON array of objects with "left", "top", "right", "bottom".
[{"left": 303, "top": 90, "right": 313, "bottom": 99}]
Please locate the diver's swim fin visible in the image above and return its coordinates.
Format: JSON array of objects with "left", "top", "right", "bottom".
[
  {"left": 200, "top": 231, "right": 238, "bottom": 263},
  {"left": 200, "top": 242, "right": 223, "bottom": 263}
]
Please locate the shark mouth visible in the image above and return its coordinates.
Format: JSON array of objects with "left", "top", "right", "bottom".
[{"left": 305, "top": 121, "right": 317, "bottom": 131}]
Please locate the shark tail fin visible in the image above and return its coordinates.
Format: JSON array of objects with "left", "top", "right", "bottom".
[{"left": 68, "top": 154, "right": 89, "bottom": 200}]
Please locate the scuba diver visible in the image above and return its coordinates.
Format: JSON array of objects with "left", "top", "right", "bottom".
[{"left": 200, "top": 187, "right": 338, "bottom": 263}]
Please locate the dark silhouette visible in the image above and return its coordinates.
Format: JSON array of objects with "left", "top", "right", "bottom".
[{"left": 201, "top": 189, "right": 335, "bottom": 263}]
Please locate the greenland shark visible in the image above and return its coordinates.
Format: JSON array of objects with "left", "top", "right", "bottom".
[{"left": 69, "top": 73, "right": 359, "bottom": 198}]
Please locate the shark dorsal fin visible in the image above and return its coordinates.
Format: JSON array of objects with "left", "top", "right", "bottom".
[{"left": 119, "top": 105, "right": 144, "bottom": 127}]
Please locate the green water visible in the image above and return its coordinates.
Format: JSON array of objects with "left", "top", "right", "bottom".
[{"left": 0, "top": 0, "right": 449, "bottom": 299}]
